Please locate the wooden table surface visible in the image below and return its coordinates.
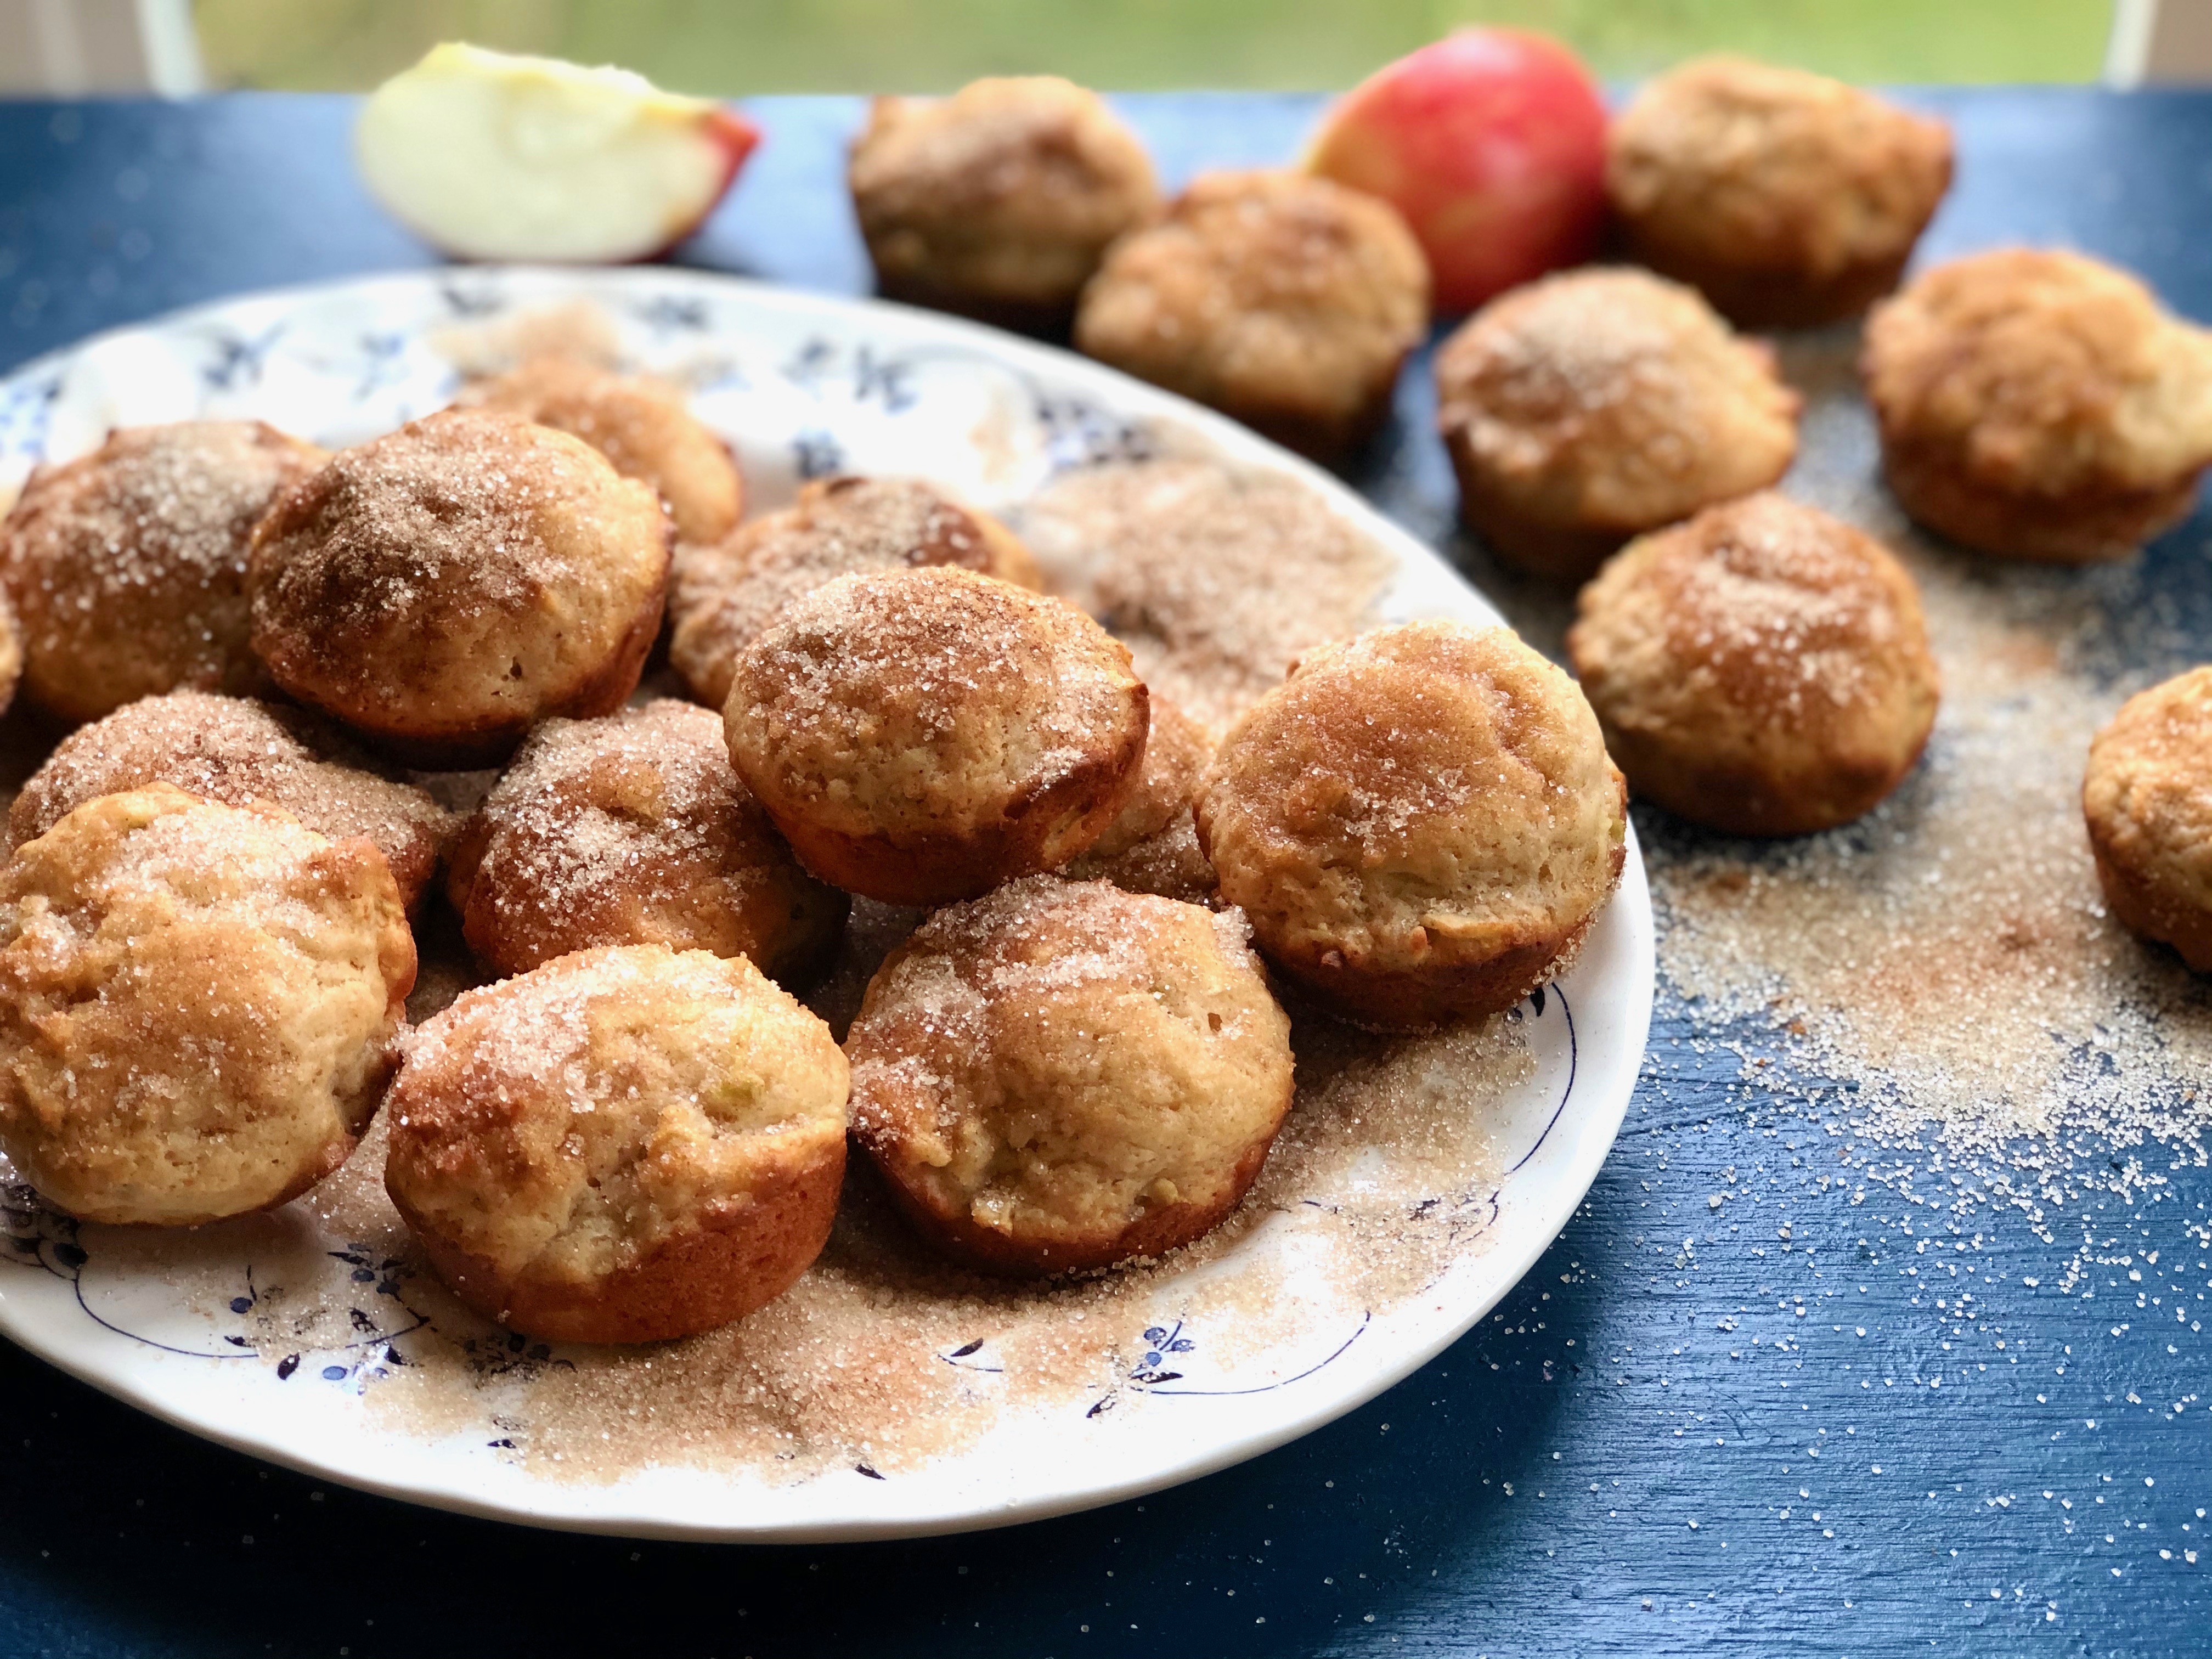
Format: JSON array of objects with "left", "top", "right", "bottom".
[{"left": 0, "top": 88, "right": 2208, "bottom": 1659}]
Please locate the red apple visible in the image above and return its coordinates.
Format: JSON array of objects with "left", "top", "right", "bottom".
[
  {"left": 356, "top": 43, "right": 760, "bottom": 263},
  {"left": 1305, "top": 30, "right": 1608, "bottom": 315}
]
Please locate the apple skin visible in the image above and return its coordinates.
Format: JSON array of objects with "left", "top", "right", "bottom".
[
  {"left": 1305, "top": 30, "right": 1609, "bottom": 316},
  {"left": 657, "top": 104, "right": 763, "bottom": 258}
]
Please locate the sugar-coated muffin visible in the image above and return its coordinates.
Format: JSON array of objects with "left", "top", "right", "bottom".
[
  {"left": 1063, "top": 693, "right": 1218, "bottom": 904},
  {"left": 2083, "top": 667, "right": 2212, "bottom": 970},
  {"left": 0, "top": 421, "right": 325, "bottom": 725},
  {"left": 0, "top": 585, "right": 22, "bottom": 721},
  {"left": 723, "top": 565, "right": 1148, "bottom": 906},
  {"left": 669, "top": 475, "right": 1042, "bottom": 710},
  {"left": 1567, "top": 494, "right": 1939, "bottom": 836},
  {"left": 0, "top": 785, "right": 414, "bottom": 1226},
  {"left": 847, "top": 875, "right": 1293, "bottom": 1276},
  {"left": 1075, "top": 169, "right": 1430, "bottom": 460},
  {"left": 1607, "top": 55, "right": 1954, "bottom": 328},
  {"left": 385, "top": 945, "right": 849, "bottom": 1344},
  {"left": 1861, "top": 249, "right": 2212, "bottom": 562},
  {"left": 447, "top": 699, "right": 847, "bottom": 983},
  {"left": 1435, "top": 268, "right": 1801, "bottom": 582},
  {"left": 849, "top": 75, "right": 1161, "bottom": 331},
  {"left": 1198, "top": 621, "right": 1627, "bottom": 1029},
  {"left": 452, "top": 355, "right": 742, "bottom": 544},
  {"left": 9, "top": 691, "right": 453, "bottom": 911},
  {"left": 248, "top": 410, "right": 670, "bottom": 765}
]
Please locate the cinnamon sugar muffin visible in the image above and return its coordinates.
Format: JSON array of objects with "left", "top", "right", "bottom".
[
  {"left": 1861, "top": 249, "right": 2212, "bottom": 561},
  {"left": 849, "top": 75, "right": 1160, "bottom": 331},
  {"left": 1607, "top": 56, "right": 1954, "bottom": 328},
  {"left": 1075, "top": 169, "right": 1430, "bottom": 460},
  {"left": 2083, "top": 667, "right": 2212, "bottom": 969},
  {"left": 10, "top": 691, "right": 452, "bottom": 911},
  {"left": 447, "top": 699, "right": 847, "bottom": 983},
  {"left": 1434, "top": 267, "right": 1801, "bottom": 581},
  {"left": 723, "top": 565, "right": 1148, "bottom": 906},
  {"left": 669, "top": 475, "right": 1041, "bottom": 710},
  {"left": 1064, "top": 693, "right": 1217, "bottom": 904},
  {"left": 1567, "top": 494, "right": 1939, "bottom": 836},
  {"left": 248, "top": 410, "right": 670, "bottom": 765},
  {"left": 0, "top": 785, "right": 414, "bottom": 1226},
  {"left": 1198, "top": 621, "right": 1627, "bottom": 1029},
  {"left": 453, "top": 355, "right": 742, "bottom": 544},
  {"left": 385, "top": 945, "right": 849, "bottom": 1344},
  {"left": 0, "top": 421, "right": 325, "bottom": 724},
  {"left": 847, "top": 875, "right": 1293, "bottom": 1276}
]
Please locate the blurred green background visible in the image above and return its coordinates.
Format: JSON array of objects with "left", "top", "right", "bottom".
[{"left": 192, "top": 0, "right": 2114, "bottom": 93}]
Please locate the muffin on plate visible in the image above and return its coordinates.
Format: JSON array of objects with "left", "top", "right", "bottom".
[
  {"left": 1606, "top": 55, "right": 1953, "bottom": 328},
  {"left": 0, "top": 421, "right": 325, "bottom": 725},
  {"left": 847, "top": 875, "right": 1293, "bottom": 1276},
  {"left": 1567, "top": 493, "right": 1940, "bottom": 836},
  {"left": 1063, "top": 692, "right": 1217, "bottom": 904},
  {"left": 1198, "top": 620, "right": 1627, "bottom": 1029},
  {"left": 849, "top": 75, "right": 1161, "bottom": 331},
  {"left": 248, "top": 409, "right": 670, "bottom": 765},
  {"left": 1075, "top": 169, "right": 1430, "bottom": 461},
  {"left": 723, "top": 565, "right": 1148, "bottom": 906},
  {"left": 2083, "top": 666, "right": 2212, "bottom": 969},
  {"left": 0, "top": 785, "right": 414, "bottom": 1226},
  {"left": 1861, "top": 248, "right": 2212, "bottom": 562},
  {"left": 447, "top": 698, "right": 847, "bottom": 983},
  {"left": 385, "top": 944, "right": 849, "bottom": 1344},
  {"left": 669, "top": 475, "right": 1041, "bottom": 711},
  {"left": 1434, "top": 267, "right": 1801, "bottom": 582}
]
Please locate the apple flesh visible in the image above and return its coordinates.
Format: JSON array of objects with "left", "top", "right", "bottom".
[
  {"left": 1305, "top": 30, "right": 1607, "bottom": 315},
  {"left": 356, "top": 43, "right": 760, "bottom": 263}
]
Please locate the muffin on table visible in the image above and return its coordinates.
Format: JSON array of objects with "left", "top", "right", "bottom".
[
  {"left": 1567, "top": 493, "right": 1940, "bottom": 836},
  {"left": 2083, "top": 666, "right": 2212, "bottom": 970},
  {"left": 0, "top": 785, "right": 415, "bottom": 1226},
  {"left": 453, "top": 354, "right": 742, "bottom": 544},
  {"left": 385, "top": 945, "right": 849, "bottom": 1344},
  {"left": 1075, "top": 169, "right": 1430, "bottom": 461},
  {"left": 1434, "top": 268, "right": 1799, "bottom": 582},
  {"left": 849, "top": 75, "right": 1160, "bottom": 331},
  {"left": 0, "top": 421, "right": 325, "bottom": 725},
  {"left": 669, "top": 475, "right": 1041, "bottom": 710},
  {"left": 447, "top": 698, "right": 847, "bottom": 983},
  {"left": 1198, "top": 620, "right": 1627, "bottom": 1030},
  {"left": 1063, "top": 692, "right": 1218, "bottom": 904},
  {"left": 847, "top": 875, "right": 1293, "bottom": 1276},
  {"left": 247, "top": 409, "right": 670, "bottom": 766},
  {"left": 9, "top": 690, "right": 453, "bottom": 912},
  {"left": 1861, "top": 248, "right": 2212, "bottom": 562},
  {"left": 1606, "top": 55, "right": 1953, "bottom": 329},
  {"left": 722, "top": 565, "right": 1148, "bottom": 906}
]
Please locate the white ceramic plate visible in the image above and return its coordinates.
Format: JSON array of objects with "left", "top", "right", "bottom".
[{"left": 0, "top": 269, "right": 1652, "bottom": 1541}]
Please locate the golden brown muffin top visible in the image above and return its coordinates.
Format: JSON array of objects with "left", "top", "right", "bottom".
[
  {"left": 1607, "top": 56, "right": 1953, "bottom": 280},
  {"left": 1434, "top": 267, "right": 1800, "bottom": 534},
  {"left": 2085, "top": 667, "right": 2212, "bottom": 911},
  {"left": 1076, "top": 692, "right": 1211, "bottom": 862},
  {"left": 1863, "top": 248, "right": 2212, "bottom": 499}
]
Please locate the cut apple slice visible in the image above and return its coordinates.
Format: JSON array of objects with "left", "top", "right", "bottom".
[{"left": 356, "top": 42, "right": 760, "bottom": 264}]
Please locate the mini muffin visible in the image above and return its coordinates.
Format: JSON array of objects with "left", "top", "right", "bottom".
[
  {"left": 453, "top": 354, "right": 742, "bottom": 544},
  {"left": 1861, "top": 249, "right": 2212, "bottom": 562},
  {"left": 1434, "top": 267, "right": 1801, "bottom": 581},
  {"left": 0, "top": 421, "right": 325, "bottom": 725},
  {"left": 847, "top": 875, "right": 1293, "bottom": 1276},
  {"left": 0, "top": 585, "right": 23, "bottom": 720},
  {"left": 2083, "top": 667, "right": 2212, "bottom": 969},
  {"left": 1606, "top": 55, "right": 1954, "bottom": 328},
  {"left": 385, "top": 944, "right": 849, "bottom": 1344},
  {"left": 1567, "top": 494, "right": 1940, "bottom": 836},
  {"left": 1198, "top": 621, "right": 1627, "bottom": 1029},
  {"left": 1064, "top": 693, "right": 1218, "bottom": 904},
  {"left": 1075, "top": 169, "right": 1430, "bottom": 460},
  {"left": 9, "top": 690, "right": 453, "bottom": 911},
  {"left": 669, "top": 475, "right": 1042, "bottom": 710},
  {"left": 723, "top": 565, "right": 1148, "bottom": 906},
  {"left": 0, "top": 785, "right": 414, "bottom": 1226},
  {"left": 248, "top": 409, "right": 670, "bottom": 765},
  {"left": 447, "top": 699, "right": 847, "bottom": 983},
  {"left": 849, "top": 75, "right": 1160, "bottom": 331}
]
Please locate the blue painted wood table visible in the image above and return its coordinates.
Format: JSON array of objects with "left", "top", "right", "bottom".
[{"left": 2, "top": 88, "right": 2210, "bottom": 1659}]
